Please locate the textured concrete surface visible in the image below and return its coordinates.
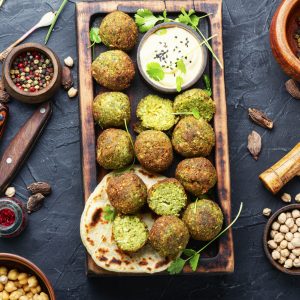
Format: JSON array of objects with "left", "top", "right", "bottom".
[{"left": 1, "top": 0, "right": 300, "bottom": 299}]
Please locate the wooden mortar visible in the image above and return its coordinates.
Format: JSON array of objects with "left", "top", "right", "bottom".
[{"left": 259, "top": 143, "right": 300, "bottom": 194}]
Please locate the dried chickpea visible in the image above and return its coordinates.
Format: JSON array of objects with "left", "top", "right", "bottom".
[
  {"left": 14, "top": 282, "right": 21, "bottom": 288},
  {"left": 27, "top": 277, "right": 38, "bottom": 289},
  {"left": 296, "top": 218, "right": 300, "bottom": 227},
  {"left": 279, "top": 225, "right": 289, "bottom": 233},
  {"left": 274, "top": 233, "right": 284, "bottom": 243},
  {"left": 17, "top": 273, "right": 27, "bottom": 282},
  {"left": 270, "top": 230, "right": 278, "bottom": 238},
  {"left": 30, "top": 286, "right": 41, "bottom": 295},
  {"left": 285, "top": 218, "right": 294, "bottom": 228},
  {"left": 272, "top": 222, "right": 280, "bottom": 230},
  {"left": 280, "top": 240, "right": 288, "bottom": 249},
  {"left": 288, "top": 242, "right": 295, "bottom": 250},
  {"left": 23, "top": 285, "right": 30, "bottom": 292},
  {"left": 291, "top": 224, "right": 298, "bottom": 233},
  {"left": 293, "top": 258, "right": 300, "bottom": 267},
  {"left": 0, "top": 282, "right": 3, "bottom": 292},
  {"left": 8, "top": 270, "right": 19, "bottom": 281},
  {"left": 0, "top": 267, "right": 8, "bottom": 276},
  {"left": 278, "top": 213, "right": 287, "bottom": 224},
  {"left": 285, "top": 232, "right": 294, "bottom": 241},
  {"left": 9, "top": 290, "right": 24, "bottom": 300},
  {"left": 272, "top": 250, "right": 280, "bottom": 260},
  {"left": 292, "top": 209, "right": 300, "bottom": 219},
  {"left": 289, "top": 253, "right": 296, "bottom": 260},
  {"left": 5, "top": 281, "right": 17, "bottom": 293},
  {"left": 284, "top": 258, "right": 293, "bottom": 269},
  {"left": 267, "top": 240, "right": 277, "bottom": 249},
  {"left": 2, "top": 290, "right": 9, "bottom": 300},
  {"left": 26, "top": 292, "right": 33, "bottom": 298},
  {"left": 281, "top": 248, "right": 290, "bottom": 258},
  {"left": 39, "top": 292, "right": 49, "bottom": 300},
  {"left": 278, "top": 256, "right": 286, "bottom": 265},
  {"left": 292, "top": 248, "right": 300, "bottom": 256},
  {"left": 0, "top": 276, "right": 8, "bottom": 285},
  {"left": 19, "top": 296, "right": 29, "bottom": 300}
]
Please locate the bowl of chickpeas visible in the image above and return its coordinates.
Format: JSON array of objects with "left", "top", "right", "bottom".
[
  {"left": 264, "top": 204, "right": 300, "bottom": 275},
  {"left": 0, "top": 253, "right": 55, "bottom": 299}
]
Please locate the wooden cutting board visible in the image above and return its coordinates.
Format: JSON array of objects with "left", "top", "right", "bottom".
[{"left": 76, "top": 0, "right": 234, "bottom": 276}]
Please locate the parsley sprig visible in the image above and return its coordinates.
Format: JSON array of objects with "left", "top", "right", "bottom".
[
  {"left": 203, "top": 74, "right": 212, "bottom": 96},
  {"left": 103, "top": 205, "right": 116, "bottom": 222},
  {"left": 135, "top": 8, "right": 222, "bottom": 69},
  {"left": 88, "top": 27, "right": 102, "bottom": 59},
  {"left": 168, "top": 202, "right": 243, "bottom": 274},
  {"left": 173, "top": 108, "right": 200, "bottom": 119}
]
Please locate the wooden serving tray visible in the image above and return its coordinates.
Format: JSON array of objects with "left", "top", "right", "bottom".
[{"left": 76, "top": 0, "right": 233, "bottom": 276}]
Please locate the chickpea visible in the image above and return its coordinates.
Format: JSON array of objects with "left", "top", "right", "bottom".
[
  {"left": 272, "top": 250, "right": 280, "bottom": 260},
  {"left": 27, "top": 277, "right": 38, "bottom": 289},
  {"left": 286, "top": 212, "right": 292, "bottom": 218},
  {"left": 296, "top": 218, "right": 300, "bottom": 227},
  {"left": 270, "top": 230, "right": 278, "bottom": 238},
  {"left": 19, "top": 297, "right": 29, "bottom": 300},
  {"left": 293, "top": 258, "right": 300, "bottom": 267},
  {"left": 278, "top": 256, "right": 286, "bottom": 265},
  {"left": 5, "top": 281, "right": 17, "bottom": 293},
  {"left": 0, "top": 276, "right": 8, "bottom": 285},
  {"left": 288, "top": 242, "right": 295, "bottom": 250},
  {"left": 8, "top": 270, "right": 19, "bottom": 281},
  {"left": 278, "top": 213, "right": 287, "bottom": 224},
  {"left": 284, "top": 258, "right": 293, "bottom": 269},
  {"left": 274, "top": 233, "right": 284, "bottom": 243},
  {"left": 285, "top": 232, "right": 294, "bottom": 242},
  {"left": 39, "top": 293, "right": 49, "bottom": 300},
  {"left": 267, "top": 240, "right": 277, "bottom": 249},
  {"left": 281, "top": 249, "right": 290, "bottom": 258},
  {"left": 285, "top": 218, "right": 294, "bottom": 228},
  {"left": 279, "top": 225, "right": 289, "bottom": 233},
  {"left": 0, "top": 282, "right": 3, "bottom": 292},
  {"left": 291, "top": 237, "right": 300, "bottom": 247},
  {"left": 289, "top": 253, "right": 296, "bottom": 260},
  {"left": 272, "top": 222, "right": 280, "bottom": 230},
  {"left": 17, "top": 273, "right": 27, "bottom": 282},
  {"left": 2, "top": 290, "right": 10, "bottom": 300},
  {"left": 294, "top": 232, "right": 300, "bottom": 238},
  {"left": 14, "top": 282, "right": 21, "bottom": 289},
  {"left": 280, "top": 240, "right": 288, "bottom": 249},
  {"left": 291, "top": 224, "right": 298, "bottom": 233},
  {"left": 292, "top": 209, "right": 300, "bottom": 219},
  {"left": 23, "top": 285, "right": 30, "bottom": 292},
  {"left": 25, "top": 292, "right": 33, "bottom": 298},
  {"left": 9, "top": 290, "right": 23, "bottom": 300},
  {"left": 0, "top": 267, "right": 8, "bottom": 276},
  {"left": 292, "top": 248, "right": 300, "bottom": 256}
]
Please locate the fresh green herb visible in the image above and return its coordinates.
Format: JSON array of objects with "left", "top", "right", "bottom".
[
  {"left": 176, "top": 59, "right": 186, "bottom": 74},
  {"left": 176, "top": 76, "right": 184, "bottom": 92},
  {"left": 173, "top": 108, "right": 201, "bottom": 119},
  {"left": 146, "top": 62, "right": 165, "bottom": 81},
  {"left": 167, "top": 202, "right": 243, "bottom": 274},
  {"left": 135, "top": 9, "right": 164, "bottom": 33},
  {"left": 156, "top": 28, "right": 167, "bottom": 35},
  {"left": 44, "top": 0, "right": 68, "bottom": 44},
  {"left": 203, "top": 74, "right": 212, "bottom": 96},
  {"left": 103, "top": 205, "right": 116, "bottom": 222},
  {"left": 89, "top": 27, "right": 102, "bottom": 47}
]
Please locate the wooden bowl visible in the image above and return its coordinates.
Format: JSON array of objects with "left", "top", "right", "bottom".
[
  {"left": 0, "top": 253, "right": 56, "bottom": 298},
  {"left": 270, "top": 0, "right": 300, "bottom": 81},
  {"left": 2, "top": 43, "right": 62, "bottom": 104},
  {"left": 263, "top": 204, "right": 300, "bottom": 275},
  {"left": 137, "top": 22, "right": 207, "bottom": 93}
]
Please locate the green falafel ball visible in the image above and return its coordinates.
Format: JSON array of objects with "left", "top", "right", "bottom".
[
  {"left": 136, "top": 95, "right": 175, "bottom": 131},
  {"left": 99, "top": 11, "right": 138, "bottom": 51},
  {"left": 135, "top": 130, "right": 173, "bottom": 173},
  {"left": 112, "top": 215, "right": 148, "bottom": 252},
  {"left": 93, "top": 92, "right": 131, "bottom": 128},
  {"left": 97, "top": 128, "right": 134, "bottom": 169},
  {"left": 147, "top": 179, "right": 187, "bottom": 216},
  {"left": 149, "top": 216, "right": 189, "bottom": 257},
  {"left": 183, "top": 199, "right": 223, "bottom": 241},
  {"left": 92, "top": 50, "right": 135, "bottom": 91},
  {"left": 174, "top": 88, "right": 216, "bottom": 122},
  {"left": 172, "top": 116, "right": 215, "bottom": 157},
  {"left": 175, "top": 157, "right": 217, "bottom": 197},
  {"left": 107, "top": 172, "right": 147, "bottom": 214}
]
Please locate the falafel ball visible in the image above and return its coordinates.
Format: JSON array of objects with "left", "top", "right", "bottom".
[
  {"left": 174, "top": 88, "right": 216, "bottom": 121},
  {"left": 149, "top": 216, "right": 189, "bottom": 257},
  {"left": 175, "top": 157, "right": 217, "bottom": 197},
  {"left": 182, "top": 199, "right": 223, "bottom": 241},
  {"left": 135, "top": 130, "right": 173, "bottom": 173},
  {"left": 113, "top": 215, "right": 148, "bottom": 252},
  {"left": 97, "top": 128, "right": 134, "bottom": 169},
  {"left": 147, "top": 178, "right": 187, "bottom": 216},
  {"left": 136, "top": 95, "right": 175, "bottom": 131},
  {"left": 99, "top": 11, "right": 138, "bottom": 51},
  {"left": 93, "top": 92, "right": 131, "bottom": 128},
  {"left": 107, "top": 172, "right": 147, "bottom": 214},
  {"left": 92, "top": 50, "right": 135, "bottom": 91},
  {"left": 172, "top": 116, "right": 215, "bottom": 157}
]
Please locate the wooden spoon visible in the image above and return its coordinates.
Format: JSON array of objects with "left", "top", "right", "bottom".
[{"left": 0, "top": 11, "right": 55, "bottom": 62}]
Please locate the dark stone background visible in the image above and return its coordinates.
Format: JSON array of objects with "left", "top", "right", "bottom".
[{"left": 1, "top": 0, "right": 300, "bottom": 299}]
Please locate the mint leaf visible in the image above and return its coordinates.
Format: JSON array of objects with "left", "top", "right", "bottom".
[
  {"left": 135, "top": 9, "right": 164, "bottom": 32},
  {"left": 167, "top": 258, "right": 186, "bottom": 274},
  {"left": 89, "top": 27, "right": 101, "bottom": 44},
  {"left": 189, "top": 253, "right": 200, "bottom": 271},
  {"left": 176, "top": 76, "right": 184, "bottom": 92},
  {"left": 103, "top": 205, "right": 116, "bottom": 222},
  {"left": 191, "top": 108, "right": 200, "bottom": 119},
  {"left": 183, "top": 249, "right": 197, "bottom": 257},
  {"left": 176, "top": 59, "right": 186, "bottom": 74},
  {"left": 146, "top": 62, "right": 165, "bottom": 81}
]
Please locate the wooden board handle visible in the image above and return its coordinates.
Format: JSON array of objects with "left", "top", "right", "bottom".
[
  {"left": 259, "top": 143, "right": 300, "bottom": 194},
  {"left": 0, "top": 103, "right": 9, "bottom": 140},
  {"left": 0, "top": 102, "right": 52, "bottom": 194}
]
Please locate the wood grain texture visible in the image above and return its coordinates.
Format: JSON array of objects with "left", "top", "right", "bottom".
[
  {"left": 0, "top": 102, "right": 52, "bottom": 194},
  {"left": 76, "top": 0, "right": 233, "bottom": 276}
]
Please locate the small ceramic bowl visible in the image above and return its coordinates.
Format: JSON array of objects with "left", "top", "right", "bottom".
[
  {"left": 137, "top": 22, "right": 207, "bottom": 93},
  {"left": 263, "top": 204, "right": 300, "bottom": 275},
  {"left": 0, "top": 253, "right": 56, "bottom": 299},
  {"left": 2, "top": 43, "right": 62, "bottom": 104},
  {"left": 270, "top": 0, "right": 300, "bottom": 81}
]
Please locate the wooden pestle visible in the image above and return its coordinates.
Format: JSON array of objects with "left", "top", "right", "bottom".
[{"left": 259, "top": 143, "right": 300, "bottom": 194}]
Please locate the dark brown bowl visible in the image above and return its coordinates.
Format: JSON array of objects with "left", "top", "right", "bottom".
[
  {"left": 137, "top": 22, "right": 207, "bottom": 93},
  {"left": 270, "top": 0, "right": 300, "bottom": 81},
  {"left": 0, "top": 253, "right": 56, "bottom": 299},
  {"left": 263, "top": 204, "right": 300, "bottom": 275},
  {"left": 2, "top": 43, "right": 62, "bottom": 104}
]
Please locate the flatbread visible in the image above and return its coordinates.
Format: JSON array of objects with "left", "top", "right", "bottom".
[{"left": 80, "top": 165, "right": 172, "bottom": 274}]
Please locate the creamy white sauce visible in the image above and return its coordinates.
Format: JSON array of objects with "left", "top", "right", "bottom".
[{"left": 140, "top": 27, "right": 206, "bottom": 90}]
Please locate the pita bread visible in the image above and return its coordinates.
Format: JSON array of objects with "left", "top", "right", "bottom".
[{"left": 80, "top": 165, "right": 173, "bottom": 274}]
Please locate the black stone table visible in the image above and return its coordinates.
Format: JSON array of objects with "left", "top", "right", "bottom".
[{"left": 1, "top": 0, "right": 300, "bottom": 299}]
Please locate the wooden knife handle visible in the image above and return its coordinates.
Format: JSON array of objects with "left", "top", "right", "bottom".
[
  {"left": 259, "top": 143, "right": 300, "bottom": 194},
  {"left": 0, "top": 103, "right": 9, "bottom": 140},
  {"left": 0, "top": 102, "right": 52, "bottom": 194}
]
